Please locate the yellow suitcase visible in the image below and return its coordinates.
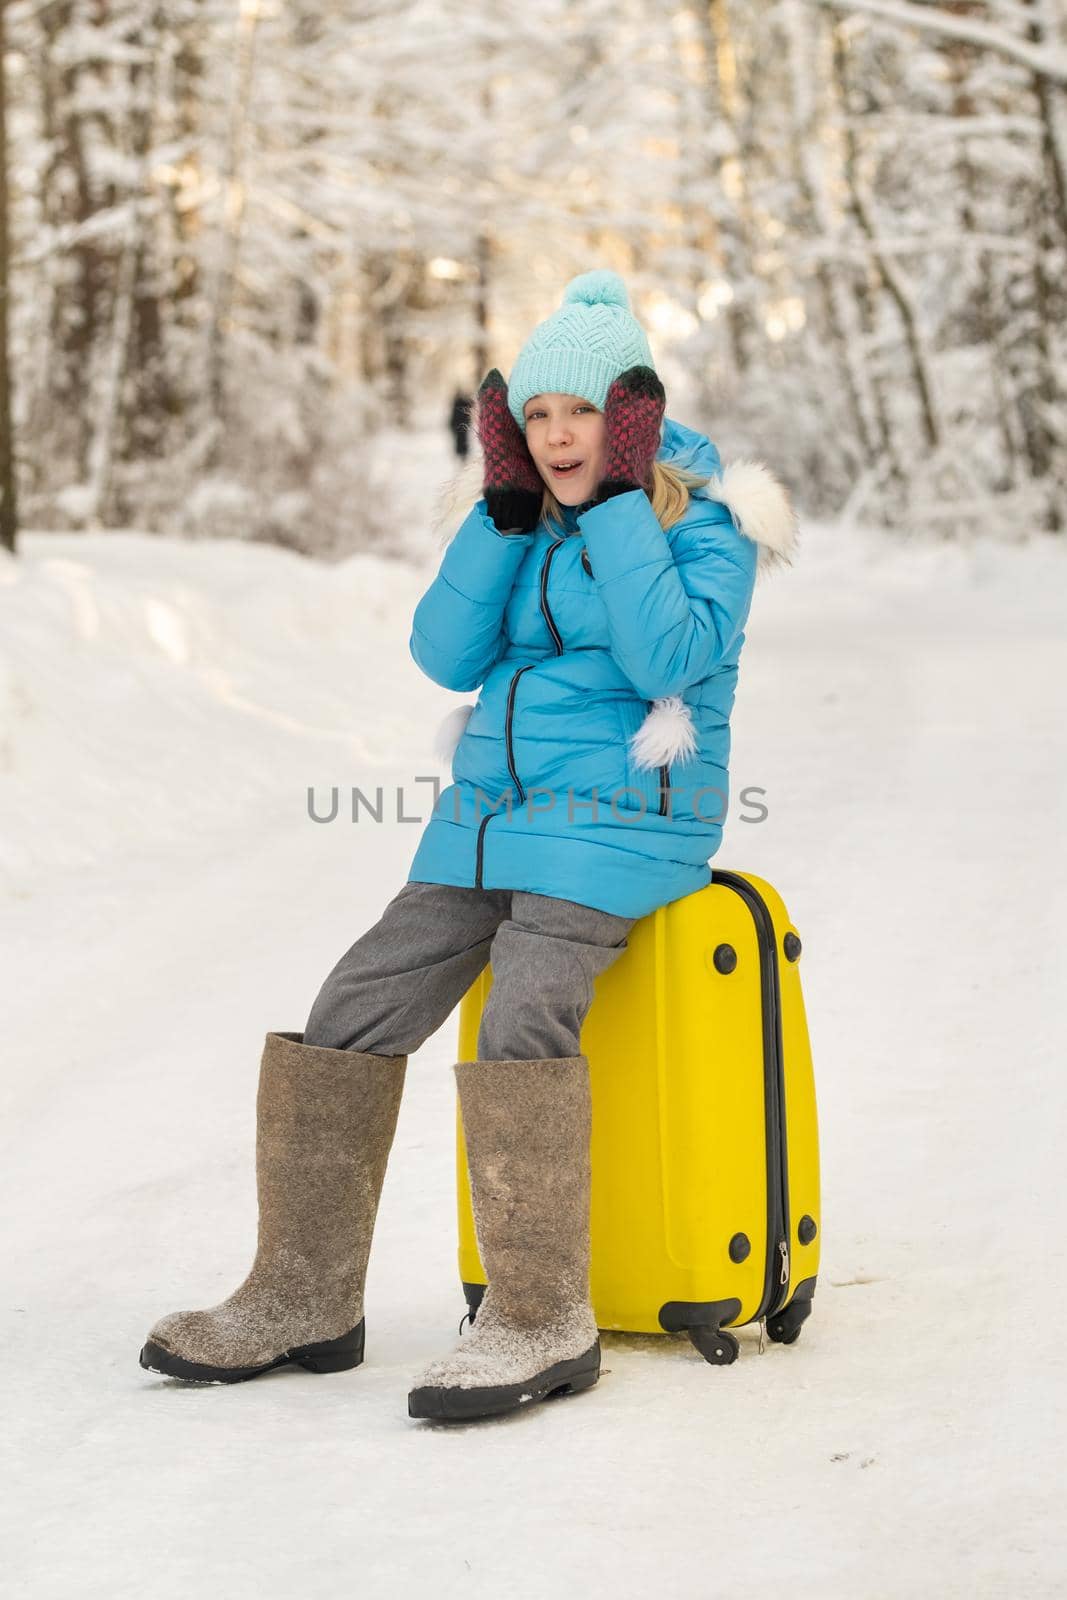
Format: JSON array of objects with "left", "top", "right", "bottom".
[{"left": 454, "top": 870, "right": 820, "bottom": 1364}]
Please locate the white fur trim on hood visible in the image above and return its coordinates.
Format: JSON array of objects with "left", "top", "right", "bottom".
[{"left": 703, "top": 457, "right": 799, "bottom": 575}]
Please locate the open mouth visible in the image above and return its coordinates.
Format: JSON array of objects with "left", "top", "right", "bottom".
[{"left": 550, "top": 461, "right": 584, "bottom": 477}]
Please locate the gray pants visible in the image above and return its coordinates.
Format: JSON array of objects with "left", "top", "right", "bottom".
[{"left": 303, "top": 881, "right": 636, "bottom": 1060}]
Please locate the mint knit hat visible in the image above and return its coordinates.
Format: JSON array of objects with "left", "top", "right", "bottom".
[{"left": 507, "top": 270, "right": 657, "bottom": 433}]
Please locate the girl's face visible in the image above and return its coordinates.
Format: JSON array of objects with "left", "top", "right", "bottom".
[{"left": 522, "top": 392, "right": 606, "bottom": 505}]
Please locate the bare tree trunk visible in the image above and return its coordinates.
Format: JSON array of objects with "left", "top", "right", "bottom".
[
  {"left": 358, "top": 246, "right": 414, "bottom": 422},
  {"left": 1030, "top": 0, "right": 1067, "bottom": 255},
  {"left": 0, "top": 0, "right": 18, "bottom": 553},
  {"left": 781, "top": 1, "right": 886, "bottom": 475},
  {"left": 204, "top": 0, "right": 261, "bottom": 469},
  {"left": 947, "top": 38, "right": 1025, "bottom": 489},
  {"left": 327, "top": 248, "right": 362, "bottom": 380},
  {"left": 1020, "top": 0, "right": 1067, "bottom": 526},
  {"left": 357, "top": 251, "right": 379, "bottom": 385},
  {"left": 164, "top": 19, "right": 203, "bottom": 323},
  {"left": 121, "top": 8, "right": 183, "bottom": 477},
  {"left": 37, "top": 0, "right": 105, "bottom": 481},
  {"left": 833, "top": 22, "right": 943, "bottom": 453},
  {"left": 84, "top": 4, "right": 163, "bottom": 527},
  {"left": 670, "top": 6, "right": 717, "bottom": 418},
  {"left": 702, "top": 0, "right": 761, "bottom": 377},
  {"left": 380, "top": 248, "right": 414, "bottom": 426}
]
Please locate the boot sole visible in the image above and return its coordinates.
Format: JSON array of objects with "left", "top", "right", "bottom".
[
  {"left": 407, "top": 1340, "right": 601, "bottom": 1422},
  {"left": 138, "top": 1317, "right": 365, "bottom": 1384}
]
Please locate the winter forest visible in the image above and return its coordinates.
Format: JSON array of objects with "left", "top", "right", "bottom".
[{"left": 1, "top": 0, "right": 1065, "bottom": 556}]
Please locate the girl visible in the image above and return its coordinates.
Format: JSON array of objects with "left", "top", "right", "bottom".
[{"left": 139, "top": 271, "right": 798, "bottom": 1422}]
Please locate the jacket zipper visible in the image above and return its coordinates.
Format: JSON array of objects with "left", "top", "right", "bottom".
[
  {"left": 645, "top": 699, "right": 671, "bottom": 817},
  {"left": 711, "top": 870, "right": 792, "bottom": 1321},
  {"left": 474, "top": 810, "right": 493, "bottom": 889},
  {"left": 474, "top": 665, "right": 534, "bottom": 889},
  {"left": 475, "top": 539, "right": 566, "bottom": 889},
  {"left": 504, "top": 664, "right": 537, "bottom": 801},
  {"left": 540, "top": 537, "right": 566, "bottom": 654}
]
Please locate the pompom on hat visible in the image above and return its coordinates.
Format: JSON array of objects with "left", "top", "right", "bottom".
[{"left": 507, "top": 270, "right": 658, "bottom": 433}]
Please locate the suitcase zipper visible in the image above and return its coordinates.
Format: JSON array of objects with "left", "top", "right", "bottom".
[{"left": 711, "top": 870, "right": 792, "bottom": 1322}]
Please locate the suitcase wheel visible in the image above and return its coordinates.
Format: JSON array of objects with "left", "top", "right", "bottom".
[
  {"left": 766, "top": 1294, "right": 813, "bottom": 1345},
  {"left": 687, "top": 1326, "right": 740, "bottom": 1365}
]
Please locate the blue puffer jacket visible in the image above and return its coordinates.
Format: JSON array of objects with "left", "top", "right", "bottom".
[{"left": 406, "top": 417, "right": 797, "bottom": 917}]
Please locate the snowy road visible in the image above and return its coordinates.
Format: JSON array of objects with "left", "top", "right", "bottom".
[{"left": 2, "top": 518, "right": 1065, "bottom": 1598}]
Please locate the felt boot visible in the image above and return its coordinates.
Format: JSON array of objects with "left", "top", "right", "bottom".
[
  {"left": 408, "top": 1055, "right": 601, "bottom": 1422},
  {"left": 140, "top": 1030, "right": 407, "bottom": 1384}
]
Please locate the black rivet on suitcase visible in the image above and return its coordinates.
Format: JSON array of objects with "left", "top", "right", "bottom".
[
  {"left": 729, "top": 1232, "right": 751, "bottom": 1263},
  {"left": 713, "top": 943, "right": 737, "bottom": 974},
  {"left": 783, "top": 931, "right": 802, "bottom": 961}
]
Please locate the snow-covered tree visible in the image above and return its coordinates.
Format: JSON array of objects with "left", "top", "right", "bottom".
[{"left": 0, "top": 0, "right": 1062, "bottom": 551}]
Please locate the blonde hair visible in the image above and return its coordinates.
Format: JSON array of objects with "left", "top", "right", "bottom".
[{"left": 433, "top": 455, "right": 708, "bottom": 549}]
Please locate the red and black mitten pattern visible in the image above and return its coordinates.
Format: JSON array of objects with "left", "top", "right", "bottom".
[
  {"left": 594, "top": 366, "right": 667, "bottom": 505},
  {"left": 476, "top": 369, "right": 544, "bottom": 534}
]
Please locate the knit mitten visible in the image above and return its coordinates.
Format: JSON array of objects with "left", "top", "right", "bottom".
[
  {"left": 476, "top": 369, "right": 544, "bottom": 534},
  {"left": 593, "top": 365, "right": 666, "bottom": 505}
]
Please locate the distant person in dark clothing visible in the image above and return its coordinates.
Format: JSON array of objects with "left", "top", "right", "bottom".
[{"left": 449, "top": 390, "right": 473, "bottom": 458}]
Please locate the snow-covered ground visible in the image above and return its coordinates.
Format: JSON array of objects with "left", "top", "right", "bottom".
[{"left": 2, "top": 478, "right": 1065, "bottom": 1597}]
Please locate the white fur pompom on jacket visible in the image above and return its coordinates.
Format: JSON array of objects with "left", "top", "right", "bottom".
[{"left": 407, "top": 416, "right": 797, "bottom": 919}]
